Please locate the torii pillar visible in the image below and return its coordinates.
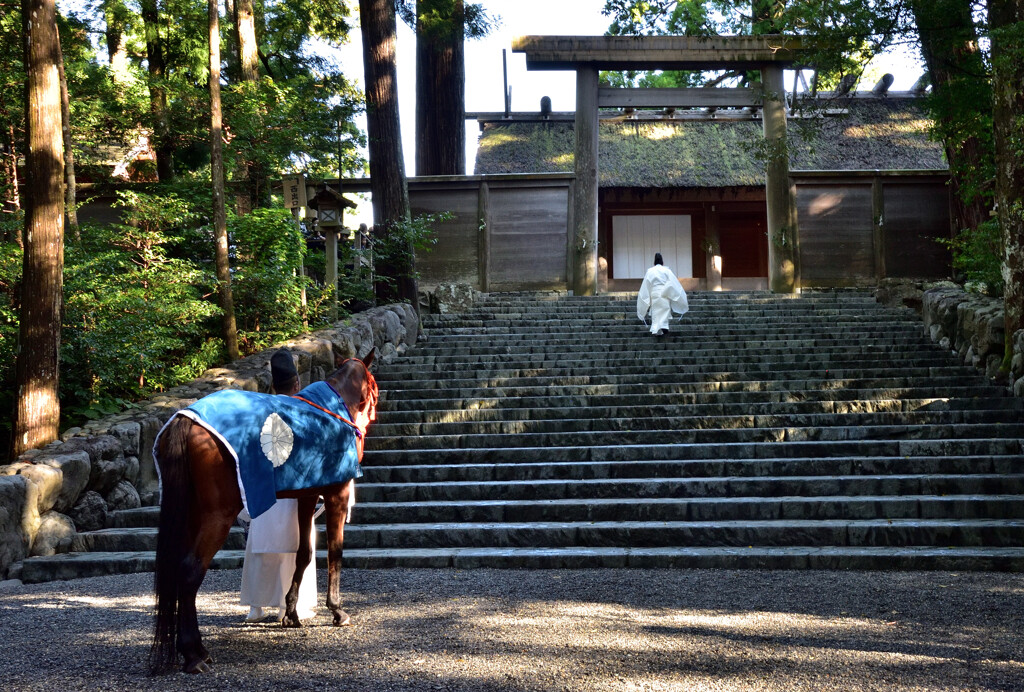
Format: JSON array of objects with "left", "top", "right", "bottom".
[{"left": 513, "top": 35, "right": 806, "bottom": 295}]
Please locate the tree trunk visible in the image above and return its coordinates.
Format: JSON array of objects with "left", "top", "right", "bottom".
[
  {"left": 12, "top": 0, "right": 64, "bottom": 457},
  {"left": 910, "top": 0, "right": 993, "bottom": 233},
  {"left": 360, "top": 0, "right": 416, "bottom": 307},
  {"left": 989, "top": 0, "right": 1024, "bottom": 368},
  {"left": 105, "top": 0, "right": 130, "bottom": 84},
  {"left": 56, "top": 36, "right": 78, "bottom": 241},
  {"left": 233, "top": 0, "right": 267, "bottom": 211},
  {"left": 414, "top": 0, "right": 465, "bottom": 176},
  {"left": 140, "top": 0, "right": 174, "bottom": 181},
  {"left": 209, "top": 0, "right": 240, "bottom": 360}
]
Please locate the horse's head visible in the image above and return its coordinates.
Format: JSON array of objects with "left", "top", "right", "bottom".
[{"left": 327, "top": 349, "right": 378, "bottom": 440}]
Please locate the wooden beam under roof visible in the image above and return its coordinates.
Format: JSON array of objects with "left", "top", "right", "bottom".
[
  {"left": 511, "top": 35, "right": 807, "bottom": 71},
  {"left": 598, "top": 87, "right": 759, "bottom": 108}
]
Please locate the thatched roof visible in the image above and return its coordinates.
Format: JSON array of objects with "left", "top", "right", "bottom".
[{"left": 474, "top": 97, "right": 946, "bottom": 188}]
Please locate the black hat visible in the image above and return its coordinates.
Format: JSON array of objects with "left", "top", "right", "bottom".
[{"left": 270, "top": 350, "right": 298, "bottom": 392}]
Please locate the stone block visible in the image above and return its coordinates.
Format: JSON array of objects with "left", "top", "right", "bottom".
[
  {"left": 105, "top": 480, "right": 141, "bottom": 512},
  {"left": 109, "top": 421, "right": 141, "bottom": 457},
  {"left": 295, "top": 338, "right": 335, "bottom": 374},
  {"left": 388, "top": 302, "right": 419, "bottom": 344},
  {"left": 348, "top": 319, "right": 374, "bottom": 358},
  {"left": 30, "top": 511, "right": 75, "bottom": 557},
  {"left": 87, "top": 449, "right": 129, "bottom": 495},
  {"left": 0, "top": 475, "right": 30, "bottom": 578},
  {"left": 124, "top": 456, "right": 140, "bottom": 486},
  {"left": 325, "top": 328, "right": 357, "bottom": 362},
  {"left": 137, "top": 416, "right": 164, "bottom": 501},
  {"left": 34, "top": 450, "right": 90, "bottom": 514},
  {"left": 429, "top": 283, "right": 477, "bottom": 314},
  {"left": 17, "top": 464, "right": 63, "bottom": 516},
  {"left": 69, "top": 490, "right": 108, "bottom": 532}
]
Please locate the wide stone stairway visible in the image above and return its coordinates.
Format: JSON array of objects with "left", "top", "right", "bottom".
[{"left": 19, "top": 291, "right": 1024, "bottom": 581}]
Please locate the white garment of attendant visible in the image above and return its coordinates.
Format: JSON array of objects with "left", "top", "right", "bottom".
[
  {"left": 636, "top": 264, "right": 689, "bottom": 334},
  {"left": 239, "top": 498, "right": 318, "bottom": 619}
]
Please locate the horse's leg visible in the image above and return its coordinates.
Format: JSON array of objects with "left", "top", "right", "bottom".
[
  {"left": 177, "top": 425, "right": 243, "bottom": 674},
  {"left": 281, "top": 495, "right": 317, "bottom": 628},
  {"left": 324, "top": 480, "right": 353, "bottom": 626}
]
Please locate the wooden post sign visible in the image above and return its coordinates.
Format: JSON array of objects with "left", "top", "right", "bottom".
[{"left": 282, "top": 174, "right": 307, "bottom": 209}]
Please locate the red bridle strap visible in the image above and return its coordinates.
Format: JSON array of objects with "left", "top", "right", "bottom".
[{"left": 290, "top": 358, "right": 378, "bottom": 440}]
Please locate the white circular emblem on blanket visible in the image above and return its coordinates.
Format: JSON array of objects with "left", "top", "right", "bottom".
[{"left": 260, "top": 413, "right": 293, "bottom": 467}]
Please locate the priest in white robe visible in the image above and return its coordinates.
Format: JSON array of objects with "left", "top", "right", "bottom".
[
  {"left": 240, "top": 350, "right": 319, "bottom": 622},
  {"left": 636, "top": 253, "right": 689, "bottom": 336}
]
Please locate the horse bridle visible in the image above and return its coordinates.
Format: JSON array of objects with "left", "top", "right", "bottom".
[{"left": 289, "top": 358, "right": 378, "bottom": 458}]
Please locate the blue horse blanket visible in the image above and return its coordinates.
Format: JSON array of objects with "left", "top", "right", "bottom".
[{"left": 162, "top": 381, "right": 363, "bottom": 519}]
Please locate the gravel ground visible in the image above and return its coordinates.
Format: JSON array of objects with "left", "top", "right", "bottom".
[{"left": 2, "top": 568, "right": 1024, "bottom": 691}]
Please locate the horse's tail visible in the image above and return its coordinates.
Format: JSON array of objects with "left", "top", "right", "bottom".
[{"left": 149, "top": 415, "right": 193, "bottom": 675}]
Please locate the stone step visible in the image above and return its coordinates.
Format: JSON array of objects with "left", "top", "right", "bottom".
[
  {"left": 356, "top": 474, "right": 1024, "bottom": 503},
  {"left": 63, "top": 515, "right": 1024, "bottom": 554},
  {"left": 71, "top": 526, "right": 247, "bottom": 553},
  {"left": 369, "top": 409, "right": 1022, "bottom": 439},
  {"left": 379, "top": 378, "right": 998, "bottom": 404},
  {"left": 375, "top": 367, "right": 982, "bottom": 392},
  {"left": 363, "top": 438, "right": 1024, "bottom": 466},
  {"left": 364, "top": 454, "right": 1024, "bottom": 483},
  {"left": 109, "top": 492, "right": 1024, "bottom": 530},
  {"left": 378, "top": 398, "right": 1022, "bottom": 425},
  {"left": 351, "top": 495, "right": 1024, "bottom": 523},
  {"left": 364, "top": 423, "right": 1024, "bottom": 452},
  {"left": 378, "top": 354, "right": 967, "bottom": 378},
  {"left": 409, "top": 335, "right": 935, "bottom": 353},
  {"left": 378, "top": 387, "right": 1010, "bottom": 413},
  {"left": 323, "top": 518, "right": 1024, "bottom": 550},
  {"left": 426, "top": 318, "right": 920, "bottom": 330}
]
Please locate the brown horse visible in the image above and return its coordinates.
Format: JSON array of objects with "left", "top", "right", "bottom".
[{"left": 149, "top": 351, "right": 377, "bottom": 675}]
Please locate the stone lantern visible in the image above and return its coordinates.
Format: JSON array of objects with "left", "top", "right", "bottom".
[{"left": 309, "top": 186, "right": 356, "bottom": 321}]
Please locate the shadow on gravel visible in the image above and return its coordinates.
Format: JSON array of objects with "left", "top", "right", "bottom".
[{"left": 2, "top": 568, "right": 1023, "bottom": 691}]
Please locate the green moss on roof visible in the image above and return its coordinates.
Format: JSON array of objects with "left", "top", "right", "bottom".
[{"left": 475, "top": 98, "right": 946, "bottom": 188}]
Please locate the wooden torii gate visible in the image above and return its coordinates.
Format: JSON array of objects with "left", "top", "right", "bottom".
[{"left": 512, "top": 35, "right": 807, "bottom": 295}]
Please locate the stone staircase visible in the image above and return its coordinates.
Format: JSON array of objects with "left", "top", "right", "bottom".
[{"left": 19, "top": 291, "right": 1024, "bottom": 582}]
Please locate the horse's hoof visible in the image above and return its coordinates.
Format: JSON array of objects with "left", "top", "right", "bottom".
[
  {"left": 332, "top": 610, "right": 352, "bottom": 627},
  {"left": 281, "top": 615, "right": 302, "bottom": 628},
  {"left": 183, "top": 658, "right": 212, "bottom": 674}
]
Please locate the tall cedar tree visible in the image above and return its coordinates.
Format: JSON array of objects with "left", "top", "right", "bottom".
[
  {"left": 414, "top": 0, "right": 465, "bottom": 175},
  {"left": 359, "top": 0, "right": 417, "bottom": 307},
  {"left": 909, "top": 0, "right": 993, "bottom": 234},
  {"left": 989, "top": 0, "right": 1024, "bottom": 363},
  {"left": 233, "top": 0, "right": 266, "bottom": 210},
  {"left": 209, "top": 0, "right": 240, "bottom": 359},
  {"left": 12, "top": 0, "right": 64, "bottom": 455},
  {"left": 140, "top": 0, "right": 173, "bottom": 180}
]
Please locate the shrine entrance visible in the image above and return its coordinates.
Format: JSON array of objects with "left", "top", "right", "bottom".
[{"left": 512, "top": 35, "right": 807, "bottom": 295}]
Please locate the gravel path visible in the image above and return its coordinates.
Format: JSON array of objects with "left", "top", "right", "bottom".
[{"left": 2, "top": 568, "right": 1023, "bottom": 691}]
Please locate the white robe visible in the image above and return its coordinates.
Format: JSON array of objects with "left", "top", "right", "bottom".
[
  {"left": 239, "top": 498, "right": 318, "bottom": 618},
  {"left": 636, "top": 264, "right": 689, "bottom": 334}
]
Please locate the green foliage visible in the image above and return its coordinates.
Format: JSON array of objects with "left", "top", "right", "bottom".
[
  {"left": 397, "top": 1, "right": 496, "bottom": 40},
  {"left": 229, "top": 207, "right": 313, "bottom": 351},
  {"left": 937, "top": 218, "right": 1004, "bottom": 296},
  {"left": 600, "top": 1, "right": 906, "bottom": 88},
  {"left": 62, "top": 190, "right": 222, "bottom": 416},
  {"left": 0, "top": 239, "right": 21, "bottom": 454},
  {"left": 224, "top": 75, "right": 365, "bottom": 185},
  {"left": 371, "top": 212, "right": 445, "bottom": 296}
]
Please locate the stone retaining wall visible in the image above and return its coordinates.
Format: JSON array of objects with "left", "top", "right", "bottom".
[
  {"left": 913, "top": 282, "right": 1024, "bottom": 396},
  {"left": 0, "top": 303, "right": 418, "bottom": 580}
]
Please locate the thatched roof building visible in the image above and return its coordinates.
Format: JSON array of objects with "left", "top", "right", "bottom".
[{"left": 474, "top": 96, "right": 946, "bottom": 186}]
